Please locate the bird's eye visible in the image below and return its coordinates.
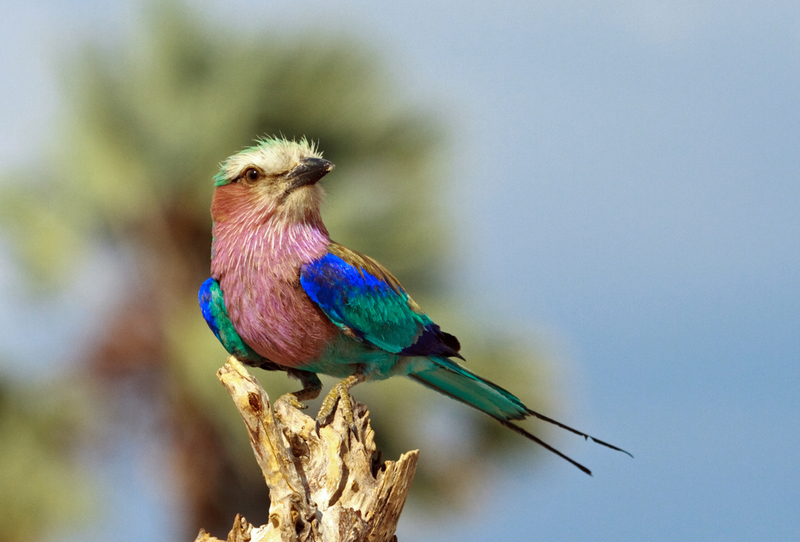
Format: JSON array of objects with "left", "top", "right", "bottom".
[{"left": 242, "top": 168, "right": 261, "bottom": 183}]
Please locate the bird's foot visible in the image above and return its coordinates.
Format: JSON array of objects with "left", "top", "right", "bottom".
[
  {"left": 315, "top": 372, "right": 367, "bottom": 432},
  {"left": 315, "top": 381, "right": 354, "bottom": 426},
  {"left": 278, "top": 370, "right": 322, "bottom": 412},
  {"left": 277, "top": 392, "right": 309, "bottom": 410}
]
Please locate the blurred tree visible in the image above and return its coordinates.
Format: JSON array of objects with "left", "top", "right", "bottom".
[
  {"left": 0, "top": 376, "right": 92, "bottom": 542},
  {"left": 0, "top": 0, "right": 556, "bottom": 538}
]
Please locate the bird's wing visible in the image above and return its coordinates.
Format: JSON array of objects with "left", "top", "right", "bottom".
[
  {"left": 300, "top": 243, "right": 461, "bottom": 358},
  {"left": 198, "top": 278, "right": 281, "bottom": 370}
]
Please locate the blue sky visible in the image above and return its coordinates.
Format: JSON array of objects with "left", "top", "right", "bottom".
[{"left": 2, "top": 1, "right": 799, "bottom": 541}]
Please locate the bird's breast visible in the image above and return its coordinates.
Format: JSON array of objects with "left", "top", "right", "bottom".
[
  {"left": 221, "top": 270, "right": 338, "bottom": 368},
  {"left": 211, "top": 217, "right": 337, "bottom": 368}
]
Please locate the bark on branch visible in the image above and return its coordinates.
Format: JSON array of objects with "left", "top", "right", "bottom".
[{"left": 193, "top": 357, "right": 419, "bottom": 542}]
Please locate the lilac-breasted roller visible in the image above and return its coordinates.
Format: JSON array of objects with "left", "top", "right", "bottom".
[{"left": 199, "top": 137, "right": 629, "bottom": 475}]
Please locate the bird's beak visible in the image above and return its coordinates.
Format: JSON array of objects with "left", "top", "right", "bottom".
[{"left": 286, "top": 157, "right": 335, "bottom": 191}]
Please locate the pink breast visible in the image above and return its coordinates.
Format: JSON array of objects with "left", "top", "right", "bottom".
[{"left": 221, "top": 271, "right": 337, "bottom": 368}]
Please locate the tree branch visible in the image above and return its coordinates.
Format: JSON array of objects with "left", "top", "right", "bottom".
[{"left": 194, "top": 357, "right": 418, "bottom": 542}]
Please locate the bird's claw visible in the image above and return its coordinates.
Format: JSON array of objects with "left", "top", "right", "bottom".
[
  {"left": 313, "top": 372, "right": 366, "bottom": 438},
  {"left": 315, "top": 381, "right": 356, "bottom": 429},
  {"left": 277, "top": 392, "right": 308, "bottom": 411}
]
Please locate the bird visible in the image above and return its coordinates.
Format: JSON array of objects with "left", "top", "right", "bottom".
[{"left": 199, "top": 136, "right": 630, "bottom": 475}]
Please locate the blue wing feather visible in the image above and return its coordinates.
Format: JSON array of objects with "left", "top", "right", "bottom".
[{"left": 301, "top": 244, "right": 461, "bottom": 358}]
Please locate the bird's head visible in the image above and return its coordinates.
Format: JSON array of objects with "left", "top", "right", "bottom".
[{"left": 211, "top": 137, "right": 334, "bottom": 224}]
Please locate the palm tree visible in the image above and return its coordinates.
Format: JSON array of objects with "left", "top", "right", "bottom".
[{"left": 0, "top": 1, "right": 554, "bottom": 538}]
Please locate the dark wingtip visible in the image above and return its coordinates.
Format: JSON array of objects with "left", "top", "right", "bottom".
[{"left": 400, "top": 325, "right": 463, "bottom": 359}]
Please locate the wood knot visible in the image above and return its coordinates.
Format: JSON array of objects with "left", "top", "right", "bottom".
[{"left": 247, "top": 392, "right": 262, "bottom": 413}]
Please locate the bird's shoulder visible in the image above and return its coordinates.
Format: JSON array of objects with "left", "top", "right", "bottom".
[
  {"left": 301, "top": 241, "right": 414, "bottom": 310},
  {"left": 327, "top": 241, "right": 407, "bottom": 291}
]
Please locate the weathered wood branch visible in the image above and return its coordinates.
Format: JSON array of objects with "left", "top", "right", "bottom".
[{"left": 193, "top": 357, "right": 419, "bottom": 542}]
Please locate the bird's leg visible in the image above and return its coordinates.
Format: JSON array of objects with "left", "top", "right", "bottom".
[
  {"left": 277, "top": 369, "right": 322, "bottom": 410},
  {"left": 316, "top": 369, "right": 367, "bottom": 428}
]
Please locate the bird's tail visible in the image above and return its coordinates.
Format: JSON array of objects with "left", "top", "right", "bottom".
[{"left": 408, "top": 357, "right": 631, "bottom": 475}]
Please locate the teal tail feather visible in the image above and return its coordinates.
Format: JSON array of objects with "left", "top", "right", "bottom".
[{"left": 409, "top": 357, "right": 632, "bottom": 476}]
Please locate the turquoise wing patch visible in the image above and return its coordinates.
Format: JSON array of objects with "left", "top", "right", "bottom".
[{"left": 300, "top": 251, "right": 428, "bottom": 353}]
